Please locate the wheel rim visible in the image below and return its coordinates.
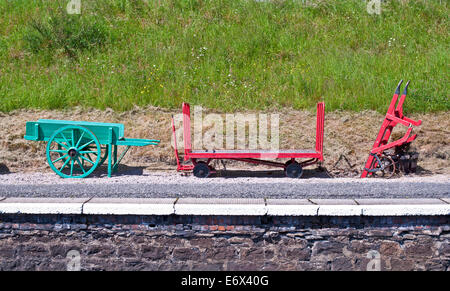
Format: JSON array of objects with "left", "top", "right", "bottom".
[
  {"left": 373, "top": 155, "right": 396, "bottom": 178},
  {"left": 46, "top": 125, "right": 101, "bottom": 178}
]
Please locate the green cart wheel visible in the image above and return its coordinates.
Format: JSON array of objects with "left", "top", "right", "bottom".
[
  {"left": 46, "top": 125, "right": 101, "bottom": 178},
  {"left": 56, "top": 144, "right": 107, "bottom": 169}
]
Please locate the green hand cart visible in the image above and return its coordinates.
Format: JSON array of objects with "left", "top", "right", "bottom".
[{"left": 24, "top": 119, "right": 160, "bottom": 178}]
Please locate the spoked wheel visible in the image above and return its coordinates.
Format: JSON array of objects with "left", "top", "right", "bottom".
[
  {"left": 46, "top": 125, "right": 101, "bottom": 178},
  {"left": 285, "top": 161, "right": 303, "bottom": 178},
  {"left": 56, "top": 144, "right": 107, "bottom": 170},
  {"left": 193, "top": 162, "right": 210, "bottom": 178},
  {"left": 373, "top": 155, "right": 396, "bottom": 178}
]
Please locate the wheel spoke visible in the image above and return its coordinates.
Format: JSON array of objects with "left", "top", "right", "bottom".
[
  {"left": 75, "top": 157, "right": 86, "bottom": 174},
  {"left": 79, "top": 150, "right": 98, "bottom": 154},
  {"left": 80, "top": 154, "right": 94, "bottom": 164},
  {"left": 70, "top": 160, "right": 74, "bottom": 176},
  {"left": 52, "top": 154, "right": 69, "bottom": 163},
  {"left": 49, "top": 149, "right": 67, "bottom": 153},
  {"left": 54, "top": 140, "right": 69, "bottom": 150},
  {"left": 59, "top": 132, "right": 71, "bottom": 148},
  {"left": 75, "top": 131, "right": 86, "bottom": 148},
  {"left": 78, "top": 140, "right": 95, "bottom": 151},
  {"left": 71, "top": 130, "right": 75, "bottom": 147},
  {"left": 59, "top": 157, "right": 71, "bottom": 172}
]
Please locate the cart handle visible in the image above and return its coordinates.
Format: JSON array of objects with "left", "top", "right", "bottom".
[
  {"left": 315, "top": 102, "right": 325, "bottom": 161},
  {"left": 182, "top": 103, "right": 192, "bottom": 158},
  {"left": 394, "top": 79, "right": 403, "bottom": 95}
]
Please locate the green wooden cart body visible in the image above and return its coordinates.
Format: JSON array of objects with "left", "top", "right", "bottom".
[{"left": 24, "top": 119, "right": 160, "bottom": 178}]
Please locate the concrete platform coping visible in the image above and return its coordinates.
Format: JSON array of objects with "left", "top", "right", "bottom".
[
  {"left": 175, "top": 198, "right": 266, "bottom": 216},
  {"left": 83, "top": 198, "right": 177, "bottom": 216},
  {"left": 0, "top": 197, "right": 90, "bottom": 215},
  {"left": 0, "top": 197, "right": 448, "bottom": 217}
]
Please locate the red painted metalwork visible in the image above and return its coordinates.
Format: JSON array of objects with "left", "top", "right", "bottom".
[
  {"left": 182, "top": 103, "right": 192, "bottom": 157},
  {"left": 174, "top": 102, "right": 325, "bottom": 174},
  {"left": 171, "top": 116, "right": 193, "bottom": 171},
  {"left": 361, "top": 80, "right": 422, "bottom": 178},
  {"left": 315, "top": 102, "right": 325, "bottom": 160}
]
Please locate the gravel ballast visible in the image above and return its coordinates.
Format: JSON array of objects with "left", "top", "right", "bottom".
[{"left": 0, "top": 171, "right": 448, "bottom": 199}]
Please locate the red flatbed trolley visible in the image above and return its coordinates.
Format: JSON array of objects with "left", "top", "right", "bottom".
[{"left": 172, "top": 102, "right": 325, "bottom": 178}]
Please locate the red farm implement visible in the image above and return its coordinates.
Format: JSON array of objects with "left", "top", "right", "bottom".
[
  {"left": 172, "top": 102, "right": 325, "bottom": 178},
  {"left": 361, "top": 80, "right": 422, "bottom": 178}
]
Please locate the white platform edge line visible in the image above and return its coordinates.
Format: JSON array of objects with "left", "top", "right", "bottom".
[
  {"left": 361, "top": 204, "right": 450, "bottom": 216},
  {"left": 0, "top": 203, "right": 84, "bottom": 215},
  {"left": 174, "top": 204, "right": 267, "bottom": 216},
  {"left": 82, "top": 203, "right": 175, "bottom": 215},
  {"left": 266, "top": 205, "right": 319, "bottom": 216},
  {"left": 0, "top": 199, "right": 449, "bottom": 216}
]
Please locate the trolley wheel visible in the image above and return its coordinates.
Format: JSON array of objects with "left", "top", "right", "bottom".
[
  {"left": 373, "top": 155, "right": 396, "bottom": 178},
  {"left": 285, "top": 159, "right": 295, "bottom": 167},
  {"left": 46, "top": 125, "right": 101, "bottom": 178},
  {"left": 285, "top": 162, "right": 303, "bottom": 178},
  {"left": 193, "top": 162, "right": 211, "bottom": 178}
]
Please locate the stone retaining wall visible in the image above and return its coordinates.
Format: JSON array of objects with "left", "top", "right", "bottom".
[{"left": 0, "top": 214, "right": 448, "bottom": 271}]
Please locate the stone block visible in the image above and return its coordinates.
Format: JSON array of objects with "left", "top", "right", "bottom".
[
  {"left": 141, "top": 245, "right": 169, "bottom": 260},
  {"left": 172, "top": 247, "right": 202, "bottom": 261}
]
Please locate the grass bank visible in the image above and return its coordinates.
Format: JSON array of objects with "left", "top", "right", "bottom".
[{"left": 0, "top": 0, "right": 448, "bottom": 113}]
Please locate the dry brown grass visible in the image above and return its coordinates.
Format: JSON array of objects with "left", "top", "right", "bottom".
[{"left": 0, "top": 107, "right": 448, "bottom": 176}]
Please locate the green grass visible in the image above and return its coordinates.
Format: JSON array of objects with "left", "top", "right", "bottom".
[{"left": 0, "top": 0, "right": 448, "bottom": 113}]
